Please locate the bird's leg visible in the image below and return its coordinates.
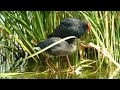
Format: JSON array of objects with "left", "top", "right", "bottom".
[
  {"left": 66, "top": 55, "right": 74, "bottom": 77},
  {"left": 66, "top": 55, "right": 74, "bottom": 70},
  {"left": 48, "top": 59, "right": 58, "bottom": 71},
  {"left": 45, "top": 57, "right": 59, "bottom": 72},
  {"left": 45, "top": 57, "right": 55, "bottom": 72}
]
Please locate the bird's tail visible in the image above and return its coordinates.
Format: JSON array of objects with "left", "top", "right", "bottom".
[{"left": 33, "top": 47, "right": 41, "bottom": 50}]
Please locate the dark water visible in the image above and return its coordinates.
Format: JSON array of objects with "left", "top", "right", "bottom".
[{"left": 1, "top": 66, "right": 119, "bottom": 79}]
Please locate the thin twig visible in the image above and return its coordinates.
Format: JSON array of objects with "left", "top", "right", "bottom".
[{"left": 80, "top": 42, "right": 120, "bottom": 68}]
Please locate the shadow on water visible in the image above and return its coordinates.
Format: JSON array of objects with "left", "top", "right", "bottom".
[{"left": 0, "top": 66, "right": 117, "bottom": 79}]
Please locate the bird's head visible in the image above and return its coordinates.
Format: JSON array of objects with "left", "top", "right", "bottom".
[{"left": 80, "top": 20, "right": 91, "bottom": 35}]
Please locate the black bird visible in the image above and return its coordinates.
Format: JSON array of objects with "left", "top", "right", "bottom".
[
  {"left": 48, "top": 18, "right": 90, "bottom": 39},
  {"left": 34, "top": 36, "right": 77, "bottom": 72}
]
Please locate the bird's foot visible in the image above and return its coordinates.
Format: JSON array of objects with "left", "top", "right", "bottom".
[
  {"left": 48, "top": 69, "right": 56, "bottom": 74},
  {"left": 48, "top": 68, "right": 62, "bottom": 74},
  {"left": 67, "top": 66, "right": 74, "bottom": 73},
  {"left": 66, "top": 66, "right": 74, "bottom": 79}
]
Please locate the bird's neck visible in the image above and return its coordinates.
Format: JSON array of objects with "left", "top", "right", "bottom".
[
  {"left": 66, "top": 38, "right": 76, "bottom": 45},
  {"left": 68, "top": 38, "right": 77, "bottom": 53}
]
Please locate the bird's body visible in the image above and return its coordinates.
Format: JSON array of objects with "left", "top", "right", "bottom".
[
  {"left": 34, "top": 36, "right": 77, "bottom": 72},
  {"left": 37, "top": 37, "right": 77, "bottom": 56}
]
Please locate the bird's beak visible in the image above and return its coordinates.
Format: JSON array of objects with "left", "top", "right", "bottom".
[{"left": 87, "top": 23, "right": 91, "bottom": 33}]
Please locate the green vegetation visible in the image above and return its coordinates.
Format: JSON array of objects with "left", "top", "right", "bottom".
[{"left": 0, "top": 11, "right": 120, "bottom": 79}]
